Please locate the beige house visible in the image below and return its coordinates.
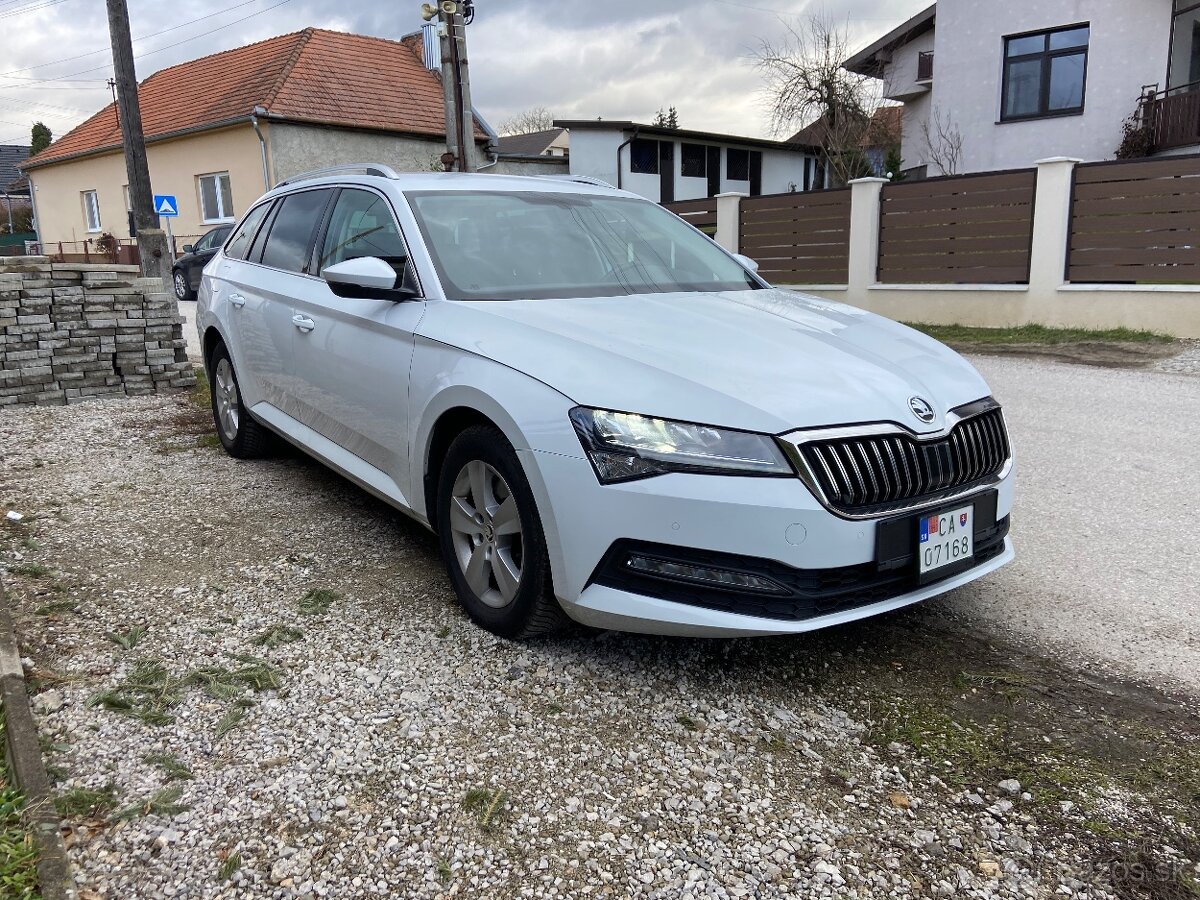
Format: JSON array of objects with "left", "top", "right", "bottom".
[{"left": 24, "top": 27, "right": 565, "bottom": 247}]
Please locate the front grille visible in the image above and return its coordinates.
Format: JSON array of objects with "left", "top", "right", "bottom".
[{"left": 798, "top": 407, "right": 1010, "bottom": 514}]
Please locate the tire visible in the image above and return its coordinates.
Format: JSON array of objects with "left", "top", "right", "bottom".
[
  {"left": 436, "top": 425, "right": 566, "bottom": 639},
  {"left": 208, "top": 341, "right": 273, "bottom": 459},
  {"left": 173, "top": 268, "right": 194, "bottom": 301}
]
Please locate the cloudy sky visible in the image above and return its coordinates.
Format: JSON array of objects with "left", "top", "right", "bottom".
[{"left": 0, "top": 0, "right": 928, "bottom": 147}]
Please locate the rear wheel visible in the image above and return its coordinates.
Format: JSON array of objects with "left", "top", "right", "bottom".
[
  {"left": 436, "top": 426, "right": 565, "bottom": 639},
  {"left": 208, "top": 342, "right": 272, "bottom": 459},
  {"left": 173, "top": 268, "right": 193, "bottom": 301}
]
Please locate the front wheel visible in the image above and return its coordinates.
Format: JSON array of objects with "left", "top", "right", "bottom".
[
  {"left": 173, "top": 268, "right": 194, "bottom": 301},
  {"left": 436, "top": 426, "right": 565, "bottom": 639}
]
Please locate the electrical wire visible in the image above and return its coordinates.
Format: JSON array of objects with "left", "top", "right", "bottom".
[
  {"left": 0, "top": 0, "right": 73, "bottom": 21},
  {"left": 0, "top": 0, "right": 262, "bottom": 80}
]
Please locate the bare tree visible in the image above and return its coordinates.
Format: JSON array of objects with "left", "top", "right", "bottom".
[
  {"left": 920, "top": 105, "right": 964, "bottom": 176},
  {"left": 752, "top": 13, "right": 883, "bottom": 185},
  {"left": 497, "top": 106, "right": 555, "bottom": 136}
]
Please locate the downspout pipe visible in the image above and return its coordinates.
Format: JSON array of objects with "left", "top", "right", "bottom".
[
  {"left": 251, "top": 106, "right": 271, "bottom": 191},
  {"left": 615, "top": 125, "right": 640, "bottom": 190},
  {"left": 472, "top": 108, "right": 501, "bottom": 171}
]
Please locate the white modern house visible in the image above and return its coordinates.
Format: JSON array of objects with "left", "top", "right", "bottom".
[
  {"left": 554, "top": 120, "right": 822, "bottom": 202},
  {"left": 845, "top": 1, "right": 1200, "bottom": 176}
]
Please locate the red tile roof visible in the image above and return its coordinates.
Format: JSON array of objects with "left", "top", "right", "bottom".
[{"left": 25, "top": 28, "right": 477, "bottom": 169}]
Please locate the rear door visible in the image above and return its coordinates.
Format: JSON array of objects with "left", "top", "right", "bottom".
[{"left": 287, "top": 186, "right": 426, "bottom": 502}]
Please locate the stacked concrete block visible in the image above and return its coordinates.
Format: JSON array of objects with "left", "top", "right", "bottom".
[{"left": 0, "top": 256, "right": 196, "bottom": 408}]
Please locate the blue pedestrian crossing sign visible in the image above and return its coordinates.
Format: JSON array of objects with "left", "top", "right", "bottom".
[{"left": 153, "top": 194, "right": 179, "bottom": 217}]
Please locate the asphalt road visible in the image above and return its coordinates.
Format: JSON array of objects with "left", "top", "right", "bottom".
[
  {"left": 177, "top": 299, "right": 1200, "bottom": 691},
  {"left": 944, "top": 355, "right": 1200, "bottom": 692}
]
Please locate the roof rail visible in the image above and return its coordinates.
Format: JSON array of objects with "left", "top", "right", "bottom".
[
  {"left": 273, "top": 163, "right": 400, "bottom": 189},
  {"left": 537, "top": 174, "right": 618, "bottom": 189}
]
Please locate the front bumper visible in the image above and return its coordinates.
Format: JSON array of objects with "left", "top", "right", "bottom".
[{"left": 522, "top": 448, "right": 1015, "bottom": 636}]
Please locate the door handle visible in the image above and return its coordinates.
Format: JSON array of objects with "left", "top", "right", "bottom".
[
  {"left": 292, "top": 314, "right": 316, "bottom": 333},
  {"left": 229, "top": 293, "right": 246, "bottom": 308}
]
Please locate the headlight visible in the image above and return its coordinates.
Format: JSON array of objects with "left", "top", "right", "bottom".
[{"left": 569, "top": 407, "right": 793, "bottom": 483}]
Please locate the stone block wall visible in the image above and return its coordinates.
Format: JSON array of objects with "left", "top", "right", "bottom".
[{"left": 0, "top": 256, "right": 195, "bottom": 408}]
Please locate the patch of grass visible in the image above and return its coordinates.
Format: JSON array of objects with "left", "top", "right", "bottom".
[
  {"left": 196, "top": 434, "right": 222, "bottom": 450},
  {"left": 904, "top": 322, "right": 1174, "bottom": 346},
  {"left": 8, "top": 563, "right": 51, "bottom": 579},
  {"left": 88, "top": 658, "right": 184, "bottom": 726},
  {"left": 217, "top": 851, "right": 241, "bottom": 882},
  {"left": 34, "top": 600, "right": 77, "bottom": 617},
  {"left": 107, "top": 625, "right": 148, "bottom": 651},
  {"left": 0, "top": 714, "right": 40, "bottom": 899},
  {"left": 55, "top": 783, "right": 118, "bottom": 818},
  {"left": 298, "top": 589, "right": 339, "bottom": 616},
  {"left": 143, "top": 753, "right": 193, "bottom": 782},
  {"left": 251, "top": 625, "right": 304, "bottom": 649},
  {"left": 436, "top": 858, "right": 452, "bottom": 882},
  {"left": 112, "top": 785, "right": 188, "bottom": 822},
  {"left": 191, "top": 369, "right": 211, "bottom": 411},
  {"left": 435, "top": 625, "right": 451, "bottom": 639},
  {"left": 462, "top": 787, "right": 508, "bottom": 831},
  {"left": 675, "top": 714, "right": 699, "bottom": 730}
]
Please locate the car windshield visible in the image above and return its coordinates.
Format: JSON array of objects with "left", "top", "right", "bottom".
[{"left": 404, "top": 190, "right": 760, "bottom": 300}]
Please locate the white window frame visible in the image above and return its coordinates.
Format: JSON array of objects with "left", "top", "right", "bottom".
[
  {"left": 197, "top": 171, "right": 234, "bottom": 224},
  {"left": 82, "top": 190, "right": 101, "bottom": 233}
]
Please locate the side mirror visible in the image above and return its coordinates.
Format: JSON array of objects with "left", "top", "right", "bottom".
[
  {"left": 182, "top": 244, "right": 194, "bottom": 253},
  {"left": 733, "top": 253, "right": 759, "bottom": 273},
  {"left": 321, "top": 256, "right": 419, "bottom": 300}
]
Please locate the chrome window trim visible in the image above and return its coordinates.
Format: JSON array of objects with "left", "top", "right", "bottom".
[{"left": 776, "top": 397, "right": 1012, "bottom": 521}]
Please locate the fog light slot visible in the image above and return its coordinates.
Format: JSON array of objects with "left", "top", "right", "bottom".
[{"left": 624, "top": 554, "right": 788, "bottom": 595}]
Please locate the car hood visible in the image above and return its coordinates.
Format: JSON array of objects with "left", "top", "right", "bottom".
[{"left": 417, "top": 289, "right": 992, "bottom": 434}]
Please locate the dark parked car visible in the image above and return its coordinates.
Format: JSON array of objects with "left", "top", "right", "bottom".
[{"left": 172, "top": 225, "right": 232, "bottom": 300}]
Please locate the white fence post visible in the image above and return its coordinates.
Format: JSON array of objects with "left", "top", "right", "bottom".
[
  {"left": 846, "top": 177, "right": 888, "bottom": 302},
  {"left": 1028, "top": 157, "right": 1082, "bottom": 302},
  {"left": 714, "top": 192, "right": 746, "bottom": 254}
]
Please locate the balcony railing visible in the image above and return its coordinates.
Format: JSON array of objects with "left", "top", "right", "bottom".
[
  {"left": 1142, "top": 82, "right": 1200, "bottom": 151},
  {"left": 917, "top": 51, "right": 934, "bottom": 82}
]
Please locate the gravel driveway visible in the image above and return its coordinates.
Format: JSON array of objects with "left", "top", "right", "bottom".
[{"left": 0, "top": 361, "right": 1197, "bottom": 899}]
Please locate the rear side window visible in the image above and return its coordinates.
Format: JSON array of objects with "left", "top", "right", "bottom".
[
  {"left": 223, "top": 202, "right": 270, "bottom": 260},
  {"left": 318, "top": 189, "right": 408, "bottom": 279},
  {"left": 260, "top": 189, "right": 334, "bottom": 274}
]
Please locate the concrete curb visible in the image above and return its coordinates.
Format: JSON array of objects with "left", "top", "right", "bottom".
[{"left": 0, "top": 576, "right": 76, "bottom": 900}]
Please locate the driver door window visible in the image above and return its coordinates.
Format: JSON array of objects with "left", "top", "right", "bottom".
[{"left": 318, "top": 189, "right": 408, "bottom": 281}]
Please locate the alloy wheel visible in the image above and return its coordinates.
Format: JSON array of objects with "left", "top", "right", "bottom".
[
  {"left": 173, "top": 270, "right": 188, "bottom": 299},
  {"left": 449, "top": 460, "right": 524, "bottom": 608},
  {"left": 213, "top": 357, "right": 240, "bottom": 442}
]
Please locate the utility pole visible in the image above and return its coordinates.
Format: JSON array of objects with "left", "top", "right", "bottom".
[
  {"left": 423, "top": 1, "right": 478, "bottom": 172},
  {"left": 106, "top": 0, "right": 169, "bottom": 286}
]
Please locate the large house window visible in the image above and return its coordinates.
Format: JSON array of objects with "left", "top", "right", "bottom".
[
  {"left": 629, "top": 138, "right": 659, "bottom": 174},
  {"left": 680, "top": 143, "right": 708, "bottom": 178},
  {"left": 198, "top": 171, "right": 234, "bottom": 222},
  {"left": 1001, "top": 24, "right": 1089, "bottom": 121},
  {"left": 726, "top": 148, "right": 750, "bottom": 181},
  {"left": 82, "top": 190, "right": 101, "bottom": 233},
  {"left": 1170, "top": 1, "right": 1200, "bottom": 90}
]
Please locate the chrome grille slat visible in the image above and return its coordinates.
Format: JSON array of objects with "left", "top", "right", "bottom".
[{"left": 798, "top": 408, "right": 1010, "bottom": 514}]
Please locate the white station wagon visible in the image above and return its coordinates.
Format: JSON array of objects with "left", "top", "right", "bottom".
[{"left": 196, "top": 164, "right": 1014, "bottom": 639}]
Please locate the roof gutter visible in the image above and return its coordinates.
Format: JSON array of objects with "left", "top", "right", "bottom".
[
  {"left": 616, "top": 125, "right": 640, "bottom": 190},
  {"left": 251, "top": 106, "right": 271, "bottom": 191}
]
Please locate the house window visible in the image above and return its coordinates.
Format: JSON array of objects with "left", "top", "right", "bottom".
[
  {"left": 82, "top": 190, "right": 101, "bottom": 232},
  {"left": 1001, "top": 24, "right": 1089, "bottom": 120},
  {"left": 726, "top": 148, "right": 750, "bottom": 181},
  {"left": 629, "top": 139, "right": 659, "bottom": 174},
  {"left": 680, "top": 143, "right": 707, "bottom": 178},
  {"left": 1169, "top": 1, "right": 1200, "bottom": 89},
  {"left": 198, "top": 171, "right": 234, "bottom": 222}
]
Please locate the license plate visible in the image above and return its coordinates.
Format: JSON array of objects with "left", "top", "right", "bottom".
[{"left": 918, "top": 504, "right": 974, "bottom": 575}]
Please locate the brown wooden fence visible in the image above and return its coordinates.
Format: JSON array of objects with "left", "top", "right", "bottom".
[
  {"left": 877, "top": 169, "right": 1037, "bottom": 284},
  {"left": 738, "top": 189, "right": 852, "bottom": 284},
  {"left": 1068, "top": 156, "right": 1200, "bottom": 284},
  {"left": 663, "top": 198, "right": 718, "bottom": 235}
]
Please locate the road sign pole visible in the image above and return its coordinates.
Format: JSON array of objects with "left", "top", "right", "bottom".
[{"left": 165, "top": 217, "right": 175, "bottom": 264}]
